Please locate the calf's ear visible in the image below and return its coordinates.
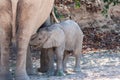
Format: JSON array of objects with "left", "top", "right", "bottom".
[
  {"left": 43, "top": 30, "right": 64, "bottom": 48},
  {"left": 31, "top": 33, "right": 38, "bottom": 40}
]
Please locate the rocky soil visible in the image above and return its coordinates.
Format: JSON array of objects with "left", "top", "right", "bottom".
[{"left": 30, "top": 50, "right": 120, "bottom": 80}]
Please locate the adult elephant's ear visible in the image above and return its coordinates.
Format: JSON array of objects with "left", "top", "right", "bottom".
[{"left": 43, "top": 26, "right": 65, "bottom": 48}]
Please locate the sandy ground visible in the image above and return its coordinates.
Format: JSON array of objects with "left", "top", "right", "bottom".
[{"left": 29, "top": 50, "right": 120, "bottom": 80}]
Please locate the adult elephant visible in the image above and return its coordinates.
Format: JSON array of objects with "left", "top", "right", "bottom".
[{"left": 0, "top": 0, "right": 54, "bottom": 80}]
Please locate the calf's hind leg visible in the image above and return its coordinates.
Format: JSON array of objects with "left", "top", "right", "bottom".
[
  {"left": 63, "top": 51, "right": 70, "bottom": 72},
  {"left": 46, "top": 48, "right": 55, "bottom": 76},
  {"left": 74, "top": 50, "right": 81, "bottom": 72}
]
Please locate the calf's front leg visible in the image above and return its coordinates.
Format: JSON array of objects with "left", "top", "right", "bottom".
[
  {"left": 55, "top": 46, "right": 65, "bottom": 76},
  {"left": 46, "top": 48, "right": 55, "bottom": 76}
]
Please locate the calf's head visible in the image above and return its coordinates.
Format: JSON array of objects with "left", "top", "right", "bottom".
[{"left": 30, "top": 30, "right": 49, "bottom": 49}]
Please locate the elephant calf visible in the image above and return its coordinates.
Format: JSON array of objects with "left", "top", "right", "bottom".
[{"left": 30, "top": 20, "right": 84, "bottom": 76}]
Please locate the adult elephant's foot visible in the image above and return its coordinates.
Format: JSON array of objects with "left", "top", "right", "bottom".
[
  {"left": 55, "top": 70, "right": 65, "bottom": 76},
  {"left": 15, "top": 73, "right": 30, "bottom": 80},
  {"left": 0, "top": 73, "right": 13, "bottom": 80}
]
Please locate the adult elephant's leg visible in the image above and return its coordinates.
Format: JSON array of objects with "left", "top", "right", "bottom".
[
  {"left": 0, "top": 1, "right": 12, "bottom": 80},
  {"left": 15, "top": 1, "right": 36, "bottom": 79},
  {"left": 15, "top": 28, "right": 31, "bottom": 80},
  {"left": 15, "top": 0, "right": 54, "bottom": 80},
  {"left": 0, "top": 29, "right": 12, "bottom": 80},
  {"left": 0, "top": 28, "right": 12, "bottom": 80},
  {"left": 26, "top": 45, "right": 34, "bottom": 75}
]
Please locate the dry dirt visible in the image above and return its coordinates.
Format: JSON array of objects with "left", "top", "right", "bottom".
[{"left": 29, "top": 50, "right": 120, "bottom": 80}]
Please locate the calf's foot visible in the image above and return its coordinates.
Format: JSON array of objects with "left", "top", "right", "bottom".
[{"left": 55, "top": 70, "right": 65, "bottom": 76}]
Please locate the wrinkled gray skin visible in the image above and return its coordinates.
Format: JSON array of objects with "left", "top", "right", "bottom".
[{"left": 30, "top": 20, "right": 84, "bottom": 76}]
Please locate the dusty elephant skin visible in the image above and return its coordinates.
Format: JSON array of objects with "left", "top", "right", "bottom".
[
  {"left": 0, "top": 0, "right": 54, "bottom": 80},
  {"left": 30, "top": 20, "right": 84, "bottom": 76}
]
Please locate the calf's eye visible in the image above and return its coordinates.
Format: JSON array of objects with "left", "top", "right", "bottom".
[{"left": 39, "top": 38, "right": 41, "bottom": 40}]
